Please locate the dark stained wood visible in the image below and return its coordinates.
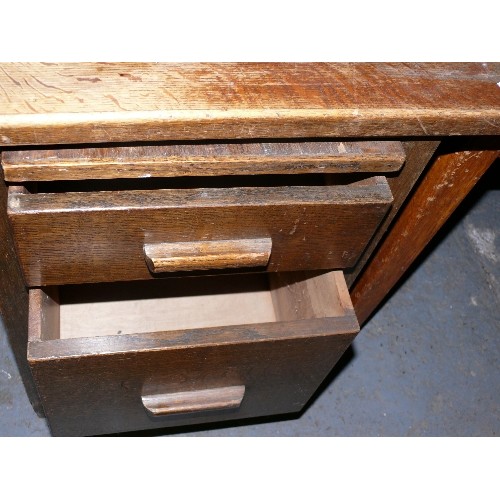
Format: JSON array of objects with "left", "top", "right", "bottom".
[
  {"left": 31, "top": 330, "right": 356, "bottom": 436},
  {"left": 0, "top": 63, "right": 499, "bottom": 146},
  {"left": 352, "top": 141, "right": 499, "bottom": 325},
  {"left": 345, "top": 140, "right": 440, "bottom": 287},
  {"left": 28, "top": 271, "right": 359, "bottom": 436},
  {"left": 1, "top": 140, "right": 406, "bottom": 181},
  {"left": 27, "top": 286, "right": 60, "bottom": 342},
  {"left": 0, "top": 167, "right": 44, "bottom": 415},
  {"left": 8, "top": 178, "right": 393, "bottom": 286},
  {"left": 2, "top": 64, "right": 499, "bottom": 437}
]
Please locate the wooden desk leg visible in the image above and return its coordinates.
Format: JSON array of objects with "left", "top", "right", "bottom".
[
  {"left": 0, "top": 169, "right": 44, "bottom": 416},
  {"left": 352, "top": 142, "right": 499, "bottom": 326}
]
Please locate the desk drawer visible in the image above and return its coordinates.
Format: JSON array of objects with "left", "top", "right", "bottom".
[
  {"left": 27, "top": 271, "right": 359, "bottom": 436},
  {"left": 8, "top": 177, "right": 392, "bottom": 286},
  {"left": 2, "top": 140, "right": 405, "bottom": 181}
]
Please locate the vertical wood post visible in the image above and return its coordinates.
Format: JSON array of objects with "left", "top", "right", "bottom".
[{"left": 352, "top": 142, "right": 498, "bottom": 326}]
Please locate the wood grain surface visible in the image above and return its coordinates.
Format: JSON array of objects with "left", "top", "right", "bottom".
[
  {"left": 0, "top": 167, "right": 44, "bottom": 415},
  {"left": 8, "top": 178, "right": 393, "bottom": 286},
  {"left": 57, "top": 274, "right": 277, "bottom": 339},
  {"left": 1, "top": 140, "right": 406, "bottom": 181},
  {"left": 352, "top": 140, "right": 499, "bottom": 325},
  {"left": 270, "top": 270, "right": 353, "bottom": 321},
  {"left": 1, "top": 63, "right": 499, "bottom": 145},
  {"left": 28, "top": 271, "right": 359, "bottom": 436},
  {"left": 345, "top": 140, "right": 440, "bottom": 287},
  {"left": 141, "top": 385, "right": 246, "bottom": 417},
  {"left": 144, "top": 238, "right": 272, "bottom": 273}
]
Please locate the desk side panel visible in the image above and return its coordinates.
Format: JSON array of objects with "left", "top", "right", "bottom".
[{"left": 0, "top": 166, "right": 44, "bottom": 416}]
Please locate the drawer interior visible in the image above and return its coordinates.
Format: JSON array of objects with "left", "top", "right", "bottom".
[
  {"left": 57, "top": 275, "right": 276, "bottom": 339},
  {"left": 29, "top": 271, "right": 354, "bottom": 342}
]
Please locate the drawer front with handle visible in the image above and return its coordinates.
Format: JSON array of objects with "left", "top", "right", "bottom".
[
  {"left": 8, "top": 177, "right": 392, "bottom": 286},
  {"left": 27, "top": 270, "right": 358, "bottom": 436}
]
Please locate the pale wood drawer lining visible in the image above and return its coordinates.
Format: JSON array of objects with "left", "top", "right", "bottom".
[{"left": 29, "top": 271, "right": 352, "bottom": 341}]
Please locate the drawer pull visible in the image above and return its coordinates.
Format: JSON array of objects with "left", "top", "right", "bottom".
[
  {"left": 142, "top": 385, "right": 246, "bottom": 416},
  {"left": 144, "top": 238, "right": 272, "bottom": 273}
]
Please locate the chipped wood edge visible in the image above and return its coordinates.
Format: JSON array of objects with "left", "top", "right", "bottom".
[{"left": 144, "top": 238, "right": 272, "bottom": 273}]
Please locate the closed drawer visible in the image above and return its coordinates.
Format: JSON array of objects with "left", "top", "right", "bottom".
[
  {"left": 2, "top": 140, "right": 406, "bottom": 181},
  {"left": 8, "top": 176, "right": 393, "bottom": 286},
  {"left": 28, "top": 270, "right": 359, "bottom": 436}
]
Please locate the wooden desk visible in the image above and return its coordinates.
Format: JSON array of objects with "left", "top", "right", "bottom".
[{"left": 0, "top": 63, "right": 498, "bottom": 435}]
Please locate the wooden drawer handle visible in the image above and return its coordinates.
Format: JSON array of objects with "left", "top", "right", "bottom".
[
  {"left": 142, "top": 385, "right": 246, "bottom": 416},
  {"left": 144, "top": 238, "right": 272, "bottom": 273}
]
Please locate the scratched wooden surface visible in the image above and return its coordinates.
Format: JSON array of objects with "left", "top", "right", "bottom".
[
  {"left": 0, "top": 166, "right": 43, "bottom": 414},
  {"left": 0, "top": 63, "right": 499, "bottom": 145},
  {"left": 345, "top": 140, "right": 440, "bottom": 287},
  {"left": 8, "top": 178, "right": 393, "bottom": 285},
  {"left": 352, "top": 139, "right": 499, "bottom": 325},
  {"left": 28, "top": 271, "right": 359, "bottom": 436},
  {"left": 143, "top": 238, "right": 273, "bottom": 273},
  {"left": 1, "top": 140, "right": 406, "bottom": 181}
]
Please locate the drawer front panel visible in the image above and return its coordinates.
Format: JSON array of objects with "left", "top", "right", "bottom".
[
  {"left": 27, "top": 271, "right": 358, "bottom": 436},
  {"left": 29, "top": 330, "right": 355, "bottom": 436},
  {"left": 9, "top": 179, "right": 392, "bottom": 286}
]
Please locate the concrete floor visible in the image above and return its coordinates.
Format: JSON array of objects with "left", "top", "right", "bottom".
[{"left": 1, "top": 166, "right": 498, "bottom": 436}]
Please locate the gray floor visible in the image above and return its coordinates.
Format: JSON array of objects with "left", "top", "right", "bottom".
[{"left": 1, "top": 167, "right": 498, "bottom": 437}]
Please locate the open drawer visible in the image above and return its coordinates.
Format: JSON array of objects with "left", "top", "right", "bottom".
[
  {"left": 8, "top": 176, "right": 393, "bottom": 286},
  {"left": 27, "top": 270, "right": 359, "bottom": 436}
]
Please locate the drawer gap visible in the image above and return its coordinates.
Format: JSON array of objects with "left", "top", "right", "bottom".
[
  {"left": 30, "top": 271, "right": 352, "bottom": 341},
  {"left": 15, "top": 172, "right": 370, "bottom": 194}
]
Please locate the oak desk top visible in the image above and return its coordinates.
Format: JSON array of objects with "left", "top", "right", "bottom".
[{"left": 0, "top": 63, "right": 499, "bottom": 146}]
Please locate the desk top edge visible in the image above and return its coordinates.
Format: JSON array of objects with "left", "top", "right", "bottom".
[{"left": 1, "top": 63, "right": 499, "bottom": 145}]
